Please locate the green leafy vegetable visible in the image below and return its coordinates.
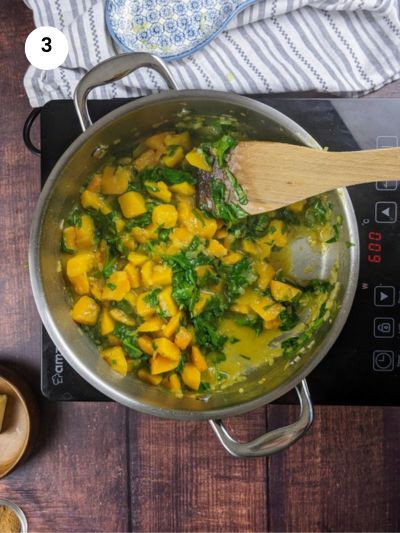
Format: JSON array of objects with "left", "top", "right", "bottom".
[
  {"left": 223, "top": 257, "right": 255, "bottom": 303},
  {"left": 124, "top": 210, "right": 153, "bottom": 229},
  {"left": 225, "top": 168, "right": 248, "bottom": 205},
  {"left": 281, "top": 302, "right": 328, "bottom": 360},
  {"left": 212, "top": 134, "right": 237, "bottom": 167},
  {"left": 144, "top": 288, "right": 162, "bottom": 309},
  {"left": 80, "top": 323, "right": 103, "bottom": 345},
  {"left": 210, "top": 178, "right": 248, "bottom": 223},
  {"left": 193, "top": 296, "right": 228, "bottom": 352},
  {"left": 277, "top": 208, "right": 300, "bottom": 226},
  {"left": 279, "top": 305, "right": 300, "bottom": 331},
  {"left": 111, "top": 299, "right": 135, "bottom": 317},
  {"left": 304, "top": 280, "right": 333, "bottom": 293},
  {"left": 138, "top": 166, "right": 196, "bottom": 186},
  {"left": 66, "top": 206, "right": 82, "bottom": 228},
  {"left": 60, "top": 236, "right": 75, "bottom": 254},
  {"left": 229, "top": 213, "right": 270, "bottom": 241},
  {"left": 209, "top": 351, "right": 227, "bottom": 364},
  {"left": 102, "top": 256, "right": 117, "bottom": 279},
  {"left": 113, "top": 324, "right": 143, "bottom": 359},
  {"left": 326, "top": 215, "right": 343, "bottom": 243},
  {"left": 304, "top": 197, "right": 330, "bottom": 227},
  {"left": 232, "top": 313, "right": 263, "bottom": 336}
]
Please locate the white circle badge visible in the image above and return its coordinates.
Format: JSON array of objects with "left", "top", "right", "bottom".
[{"left": 25, "top": 26, "right": 69, "bottom": 70}]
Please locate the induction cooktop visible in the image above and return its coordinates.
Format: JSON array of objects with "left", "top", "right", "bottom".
[{"left": 31, "top": 97, "right": 400, "bottom": 405}]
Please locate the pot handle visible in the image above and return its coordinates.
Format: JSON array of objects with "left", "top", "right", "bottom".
[
  {"left": 74, "top": 52, "right": 179, "bottom": 132},
  {"left": 209, "top": 379, "right": 313, "bottom": 458}
]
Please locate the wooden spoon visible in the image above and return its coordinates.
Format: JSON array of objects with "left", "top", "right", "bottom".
[{"left": 227, "top": 142, "right": 400, "bottom": 214}]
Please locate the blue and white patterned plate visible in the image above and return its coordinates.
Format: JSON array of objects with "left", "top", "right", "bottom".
[{"left": 105, "top": 0, "right": 257, "bottom": 61}]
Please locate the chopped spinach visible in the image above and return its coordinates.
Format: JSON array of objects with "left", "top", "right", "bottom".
[
  {"left": 212, "top": 134, "right": 237, "bottom": 167},
  {"left": 225, "top": 168, "right": 248, "bottom": 205},
  {"left": 229, "top": 213, "right": 270, "bottom": 240},
  {"left": 209, "top": 351, "right": 227, "bottom": 364},
  {"left": 124, "top": 210, "right": 153, "bottom": 229},
  {"left": 60, "top": 235, "right": 75, "bottom": 254},
  {"left": 193, "top": 296, "right": 228, "bottom": 352},
  {"left": 66, "top": 206, "right": 82, "bottom": 228},
  {"left": 232, "top": 313, "right": 264, "bottom": 336},
  {"left": 304, "top": 197, "right": 330, "bottom": 227},
  {"left": 80, "top": 323, "right": 103, "bottom": 345},
  {"left": 156, "top": 227, "right": 173, "bottom": 243},
  {"left": 209, "top": 178, "right": 248, "bottom": 223},
  {"left": 281, "top": 303, "right": 327, "bottom": 360},
  {"left": 326, "top": 215, "right": 343, "bottom": 243},
  {"left": 113, "top": 324, "right": 144, "bottom": 359},
  {"left": 304, "top": 279, "right": 333, "bottom": 293},
  {"left": 144, "top": 288, "right": 162, "bottom": 309},
  {"left": 138, "top": 166, "right": 196, "bottom": 185},
  {"left": 276, "top": 208, "right": 300, "bottom": 226},
  {"left": 102, "top": 256, "right": 117, "bottom": 279},
  {"left": 223, "top": 257, "right": 255, "bottom": 303},
  {"left": 111, "top": 299, "right": 135, "bottom": 317},
  {"left": 279, "top": 305, "right": 300, "bottom": 331}
]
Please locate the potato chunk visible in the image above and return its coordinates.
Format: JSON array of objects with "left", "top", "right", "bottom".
[
  {"left": 101, "top": 346, "right": 128, "bottom": 376},
  {"left": 182, "top": 363, "right": 201, "bottom": 390},
  {"left": 101, "top": 271, "right": 131, "bottom": 301},
  {"left": 66, "top": 253, "right": 95, "bottom": 278},
  {"left": 153, "top": 337, "right": 181, "bottom": 361},
  {"left": 118, "top": 191, "right": 147, "bottom": 218},
  {"left": 101, "top": 166, "right": 129, "bottom": 195},
  {"left": 191, "top": 346, "right": 208, "bottom": 372},
  {"left": 270, "top": 280, "right": 301, "bottom": 302},
  {"left": 71, "top": 296, "right": 99, "bottom": 325},
  {"left": 152, "top": 204, "right": 178, "bottom": 228}
]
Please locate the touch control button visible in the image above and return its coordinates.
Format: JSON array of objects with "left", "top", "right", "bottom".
[
  {"left": 374, "top": 286, "right": 395, "bottom": 307},
  {"left": 373, "top": 350, "right": 394, "bottom": 372},
  {"left": 376, "top": 136, "right": 398, "bottom": 148},
  {"left": 373, "top": 317, "right": 395, "bottom": 337},
  {"left": 375, "top": 201, "right": 397, "bottom": 223},
  {"left": 376, "top": 181, "right": 398, "bottom": 191}
]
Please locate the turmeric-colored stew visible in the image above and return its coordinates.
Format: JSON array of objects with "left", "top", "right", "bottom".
[{"left": 61, "top": 115, "right": 341, "bottom": 396}]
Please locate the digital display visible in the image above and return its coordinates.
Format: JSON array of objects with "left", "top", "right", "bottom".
[{"left": 367, "top": 231, "right": 382, "bottom": 263}]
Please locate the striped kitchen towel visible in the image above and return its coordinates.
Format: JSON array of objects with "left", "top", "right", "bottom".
[{"left": 24, "top": 0, "right": 400, "bottom": 107}]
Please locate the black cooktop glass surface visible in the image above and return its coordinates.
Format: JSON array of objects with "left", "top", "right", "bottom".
[{"left": 39, "top": 98, "right": 400, "bottom": 405}]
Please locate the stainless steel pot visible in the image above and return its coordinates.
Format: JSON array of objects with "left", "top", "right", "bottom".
[{"left": 29, "top": 53, "right": 359, "bottom": 457}]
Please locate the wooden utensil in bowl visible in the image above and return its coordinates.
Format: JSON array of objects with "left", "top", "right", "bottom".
[{"left": 227, "top": 142, "right": 400, "bottom": 214}]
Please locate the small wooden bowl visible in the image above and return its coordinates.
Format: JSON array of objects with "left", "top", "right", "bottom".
[{"left": 0, "top": 365, "right": 39, "bottom": 479}]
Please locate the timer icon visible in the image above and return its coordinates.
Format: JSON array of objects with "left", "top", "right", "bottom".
[{"left": 373, "top": 350, "right": 394, "bottom": 372}]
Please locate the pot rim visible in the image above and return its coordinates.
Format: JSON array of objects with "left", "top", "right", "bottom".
[{"left": 29, "top": 90, "right": 360, "bottom": 420}]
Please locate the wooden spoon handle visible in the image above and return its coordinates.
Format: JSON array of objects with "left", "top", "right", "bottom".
[
  {"left": 308, "top": 147, "right": 400, "bottom": 186},
  {"left": 230, "top": 142, "right": 400, "bottom": 214}
]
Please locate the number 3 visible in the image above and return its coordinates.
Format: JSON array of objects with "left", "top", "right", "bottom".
[{"left": 41, "top": 37, "right": 52, "bottom": 52}]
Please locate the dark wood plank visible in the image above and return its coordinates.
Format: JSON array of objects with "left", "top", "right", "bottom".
[
  {"left": 267, "top": 405, "right": 400, "bottom": 532},
  {"left": 128, "top": 409, "right": 268, "bottom": 532},
  {"left": 0, "top": 4, "right": 130, "bottom": 532},
  {"left": 0, "top": 402, "right": 129, "bottom": 532},
  {"left": 0, "top": 0, "right": 42, "bottom": 387}
]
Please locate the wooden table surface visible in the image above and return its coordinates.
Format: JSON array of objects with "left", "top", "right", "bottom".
[{"left": 1, "top": 2, "right": 399, "bottom": 532}]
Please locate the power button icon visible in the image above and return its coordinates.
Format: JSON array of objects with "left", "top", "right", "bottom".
[{"left": 373, "top": 350, "right": 394, "bottom": 372}]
